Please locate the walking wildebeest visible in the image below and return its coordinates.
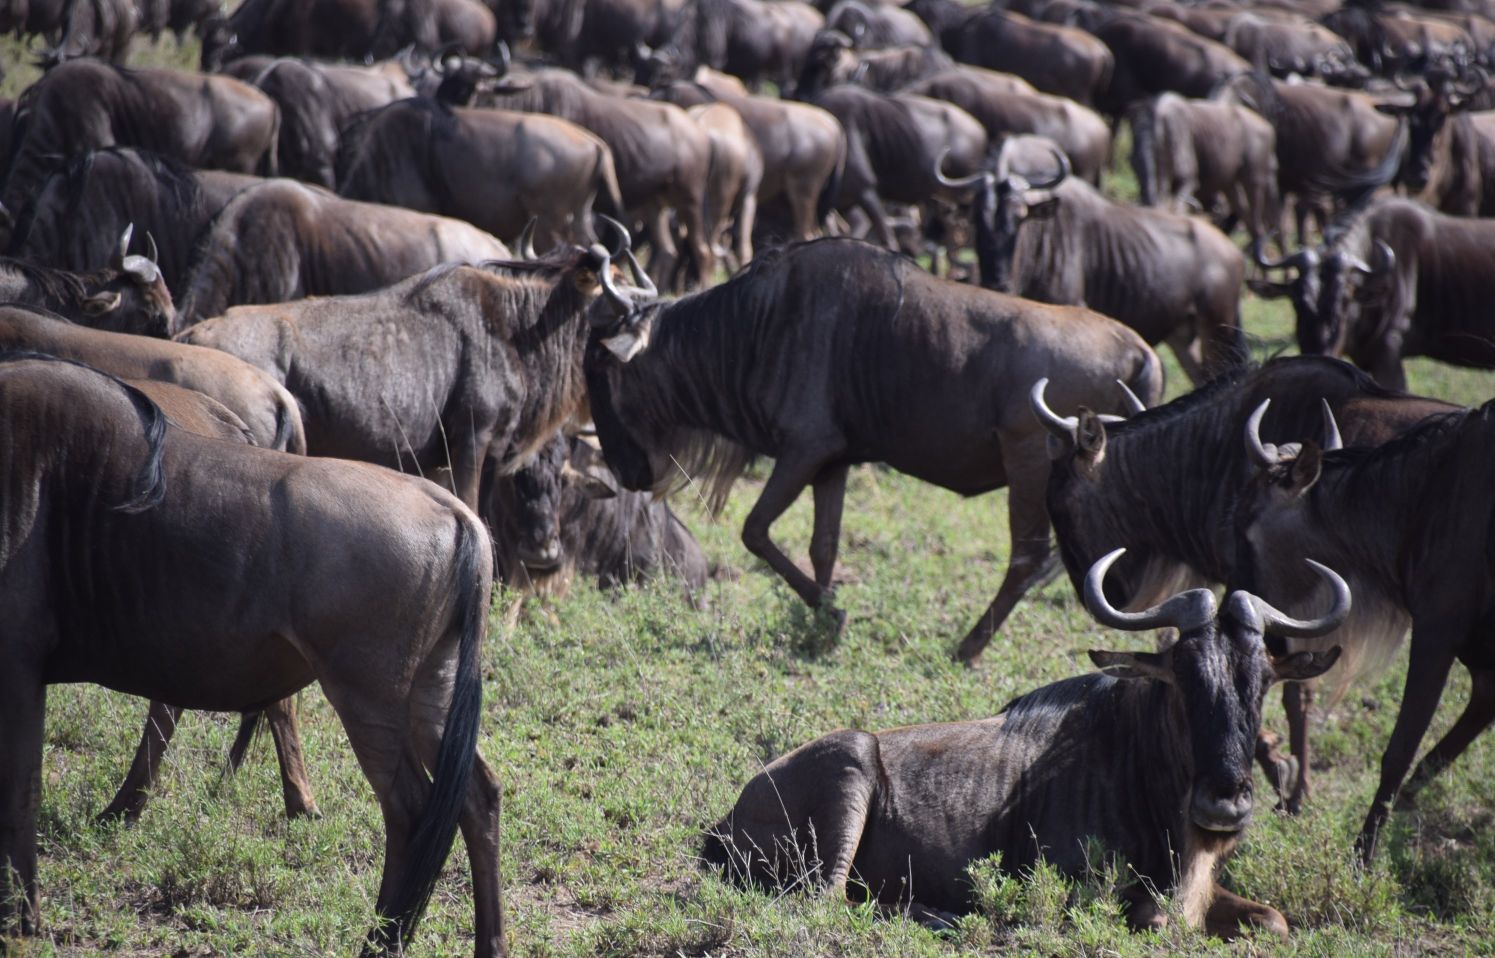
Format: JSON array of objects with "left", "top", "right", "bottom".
[
  {"left": 1095, "top": 13, "right": 1251, "bottom": 117},
  {"left": 200, "top": 0, "right": 497, "bottom": 68},
  {"left": 583, "top": 237, "right": 1162, "bottom": 658},
  {"left": 1033, "top": 357, "right": 1457, "bottom": 811},
  {"left": 1253, "top": 196, "right": 1495, "bottom": 389},
  {"left": 0, "top": 225, "right": 173, "bottom": 336},
  {"left": 0, "top": 353, "right": 505, "bottom": 955},
  {"left": 705, "top": 548, "right": 1348, "bottom": 939},
  {"left": 1233, "top": 400, "right": 1495, "bottom": 863}
]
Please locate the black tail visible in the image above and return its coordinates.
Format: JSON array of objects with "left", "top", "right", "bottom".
[
  {"left": 376, "top": 509, "right": 489, "bottom": 949},
  {"left": 1129, "top": 100, "right": 1159, "bottom": 206},
  {"left": 225, "top": 711, "right": 264, "bottom": 772}
]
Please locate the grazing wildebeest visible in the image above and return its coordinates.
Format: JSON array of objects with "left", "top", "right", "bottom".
[
  {"left": 1128, "top": 92, "right": 1280, "bottom": 244},
  {"left": 1095, "top": 13, "right": 1251, "bottom": 117},
  {"left": 0, "top": 353, "right": 505, "bottom": 956},
  {"left": 489, "top": 431, "right": 709, "bottom": 600},
  {"left": 1034, "top": 357, "right": 1458, "bottom": 811},
  {"left": 178, "top": 241, "right": 625, "bottom": 509},
  {"left": 1218, "top": 10, "right": 1359, "bottom": 79},
  {"left": 1253, "top": 196, "right": 1495, "bottom": 389},
  {"left": 336, "top": 95, "right": 623, "bottom": 252},
  {"left": 584, "top": 238, "right": 1162, "bottom": 657},
  {"left": 200, "top": 0, "right": 497, "bottom": 69},
  {"left": 176, "top": 179, "right": 511, "bottom": 326},
  {"left": 705, "top": 548, "right": 1348, "bottom": 939},
  {"left": 4, "top": 149, "right": 258, "bottom": 299},
  {"left": 0, "top": 226, "right": 172, "bottom": 336},
  {"left": 0, "top": 60, "right": 279, "bottom": 216},
  {"left": 942, "top": 150, "right": 1245, "bottom": 384},
  {"left": 0, "top": 304, "right": 305, "bottom": 454},
  {"left": 1233, "top": 400, "right": 1495, "bottom": 863}
]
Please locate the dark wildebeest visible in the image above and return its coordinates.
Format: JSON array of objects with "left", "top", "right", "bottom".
[
  {"left": 4, "top": 149, "right": 258, "bottom": 300},
  {"left": 0, "top": 59, "right": 279, "bottom": 217},
  {"left": 178, "top": 241, "right": 627, "bottom": 510},
  {"left": 705, "top": 548, "right": 1348, "bottom": 939},
  {"left": 1253, "top": 196, "right": 1495, "bottom": 389},
  {"left": 1407, "top": 106, "right": 1495, "bottom": 215},
  {"left": 823, "top": 0, "right": 933, "bottom": 49},
  {"left": 906, "top": 0, "right": 1113, "bottom": 107},
  {"left": 200, "top": 0, "right": 497, "bottom": 69},
  {"left": 1128, "top": 92, "right": 1280, "bottom": 245},
  {"left": 0, "top": 304, "right": 304, "bottom": 453},
  {"left": 689, "top": 0, "right": 825, "bottom": 90},
  {"left": 793, "top": 29, "right": 953, "bottom": 99},
  {"left": 1322, "top": 5, "right": 1477, "bottom": 75},
  {"left": 42, "top": 0, "right": 138, "bottom": 64},
  {"left": 176, "top": 179, "right": 511, "bottom": 327},
  {"left": 584, "top": 237, "right": 1162, "bottom": 657},
  {"left": 503, "top": 0, "right": 690, "bottom": 75},
  {"left": 1094, "top": 13, "right": 1251, "bottom": 117},
  {"left": 0, "top": 226, "right": 172, "bottom": 336},
  {"left": 942, "top": 150, "right": 1245, "bottom": 384},
  {"left": 0, "top": 354, "right": 505, "bottom": 956},
  {"left": 1218, "top": 10, "right": 1360, "bottom": 79},
  {"left": 908, "top": 67, "right": 1112, "bottom": 185},
  {"left": 1034, "top": 357, "right": 1457, "bottom": 811},
  {"left": 489, "top": 431, "right": 709, "bottom": 600},
  {"left": 1383, "top": 66, "right": 1490, "bottom": 212},
  {"left": 336, "top": 95, "right": 623, "bottom": 252},
  {"left": 1233, "top": 400, "right": 1495, "bottom": 863}
]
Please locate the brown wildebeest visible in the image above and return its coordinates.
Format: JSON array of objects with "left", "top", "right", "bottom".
[
  {"left": 706, "top": 548, "right": 1348, "bottom": 939},
  {"left": 0, "top": 353, "right": 504, "bottom": 954},
  {"left": 583, "top": 238, "right": 1163, "bottom": 659},
  {"left": 688, "top": 102, "right": 763, "bottom": 270}
]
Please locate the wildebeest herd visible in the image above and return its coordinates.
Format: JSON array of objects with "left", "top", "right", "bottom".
[{"left": 1, "top": 0, "right": 1494, "bottom": 953}]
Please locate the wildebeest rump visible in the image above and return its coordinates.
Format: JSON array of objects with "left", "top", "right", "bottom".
[
  {"left": 0, "top": 354, "right": 504, "bottom": 955},
  {"left": 705, "top": 548, "right": 1348, "bottom": 939},
  {"left": 584, "top": 238, "right": 1162, "bottom": 660}
]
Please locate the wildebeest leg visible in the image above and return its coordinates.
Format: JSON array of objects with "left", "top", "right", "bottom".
[
  {"left": 742, "top": 454, "right": 835, "bottom": 613},
  {"left": 1253, "top": 728, "right": 1296, "bottom": 811},
  {"left": 97, "top": 700, "right": 183, "bottom": 823},
  {"left": 0, "top": 669, "right": 44, "bottom": 936},
  {"left": 456, "top": 754, "right": 507, "bottom": 958},
  {"left": 261, "top": 697, "right": 321, "bottom": 819},
  {"left": 1396, "top": 668, "right": 1495, "bottom": 811},
  {"left": 1120, "top": 884, "right": 1167, "bottom": 931},
  {"left": 1164, "top": 327, "right": 1207, "bottom": 386},
  {"left": 810, "top": 464, "right": 849, "bottom": 591},
  {"left": 677, "top": 193, "right": 716, "bottom": 289},
  {"left": 1355, "top": 634, "right": 1458, "bottom": 863},
  {"left": 1204, "top": 884, "right": 1288, "bottom": 941},
  {"left": 735, "top": 189, "right": 757, "bottom": 269},
  {"left": 857, "top": 190, "right": 897, "bottom": 250},
  {"left": 788, "top": 184, "right": 818, "bottom": 242},
  {"left": 955, "top": 450, "right": 1055, "bottom": 665},
  {"left": 645, "top": 204, "right": 680, "bottom": 288},
  {"left": 1283, "top": 681, "right": 1313, "bottom": 814}
]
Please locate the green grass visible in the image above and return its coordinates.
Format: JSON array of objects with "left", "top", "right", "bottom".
[{"left": 6, "top": 29, "right": 1495, "bottom": 958}]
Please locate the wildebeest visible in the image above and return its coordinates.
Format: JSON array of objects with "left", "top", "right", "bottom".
[
  {"left": 1, "top": 60, "right": 279, "bottom": 217},
  {"left": 1232, "top": 400, "right": 1495, "bottom": 863},
  {"left": 690, "top": 0, "right": 825, "bottom": 90},
  {"left": 942, "top": 152, "right": 1245, "bottom": 384},
  {"left": 793, "top": 29, "right": 953, "bottom": 99},
  {"left": 0, "top": 225, "right": 172, "bottom": 336},
  {"left": 0, "top": 354, "right": 504, "bottom": 955},
  {"left": 176, "top": 179, "right": 511, "bottom": 326},
  {"left": 200, "top": 0, "right": 498, "bottom": 69},
  {"left": 687, "top": 101, "right": 763, "bottom": 270},
  {"left": 584, "top": 237, "right": 1162, "bottom": 658},
  {"left": 1322, "top": 5, "right": 1477, "bottom": 74},
  {"left": 823, "top": 0, "right": 932, "bottom": 49},
  {"left": 43, "top": 0, "right": 138, "bottom": 63},
  {"left": 178, "top": 241, "right": 625, "bottom": 509},
  {"left": 1129, "top": 92, "right": 1280, "bottom": 244},
  {"left": 1034, "top": 357, "right": 1458, "bottom": 810},
  {"left": 336, "top": 95, "right": 623, "bottom": 252},
  {"left": 1094, "top": 13, "right": 1251, "bottom": 117},
  {"left": 1218, "top": 10, "right": 1359, "bottom": 79},
  {"left": 1253, "top": 196, "right": 1495, "bottom": 389},
  {"left": 705, "top": 548, "right": 1348, "bottom": 938},
  {"left": 1384, "top": 67, "right": 1492, "bottom": 212}
]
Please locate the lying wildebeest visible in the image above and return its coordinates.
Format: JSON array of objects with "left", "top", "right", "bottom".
[
  {"left": 1128, "top": 92, "right": 1280, "bottom": 245},
  {"left": 0, "top": 303, "right": 305, "bottom": 454},
  {"left": 200, "top": 0, "right": 497, "bottom": 69},
  {"left": 1034, "top": 357, "right": 1457, "bottom": 810},
  {"left": 177, "top": 179, "right": 512, "bottom": 327},
  {"left": 584, "top": 237, "right": 1162, "bottom": 657},
  {"left": 1095, "top": 13, "right": 1251, "bottom": 117},
  {"left": 0, "top": 226, "right": 172, "bottom": 336},
  {"left": 178, "top": 239, "right": 627, "bottom": 509},
  {"left": 940, "top": 148, "right": 1245, "bottom": 384},
  {"left": 1253, "top": 196, "right": 1495, "bottom": 389},
  {"left": 1, "top": 59, "right": 279, "bottom": 217},
  {"left": 705, "top": 548, "right": 1348, "bottom": 939},
  {"left": 489, "top": 431, "right": 709, "bottom": 599},
  {"left": 1233, "top": 400, "right": 1495, "bottom": 863},
  {"left": 0, "top": 353, "right": 504, "bottom": 956},
  {"left": 4, "top": 148, "right": 258, "bottom": 300},
  {"left": 336, "top": 95, "right": 623, "bottom": 252}
]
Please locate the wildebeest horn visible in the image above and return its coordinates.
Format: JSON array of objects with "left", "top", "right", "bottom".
[
  {"left": 1245, "top": 398, "right": 1278, "bottom": 468},
  {"left": 1084, "top": 547, "right": 1217, "bottom": 633},
  {"left": 1116, "top": 379, "right": 1146, "bottom": 417},
  {"left": 1320, "top": 399, "right": 1343, "bottom": 452},
  {"left": 144, "top": 230, "right": 158, "bottom": 266},
  {"left": 1027, "top": 144, "right": 1070, "bottom": 190},
  {"left": 1392, "top": 71, "right": 1423, "bottom": 93},
  {"left": 590, "top": 244, "right": 631, "bottom": 315},
  {"left": 1030, "top": 378, "right": 1076, "bottom": 439},
  {"left": 933, "top": 149, "right": 987, "bottom": 190},
  {"left": 1242, "top": 559, "right": 1352, "bottom": 638},
  {"left": 432, "top": 41, "right": 464, "bottom": 74},
  {"left": 624, "top": 249, "right": 656, "bottom": 297},
  {"left": 113, "top": 224, "right": 135, "bottom": 270},
  {"left": 596, "top": 213, "right": 632, "bottom": 259},
  {"left": 516, "top": 217, "right": 538, "bottom": 260},
  {"left": 492, "top": 39, "right": 511, "bottom": 76},
  {"left": 1455, "top": 65, "right": 1487, "bottom": 97}
]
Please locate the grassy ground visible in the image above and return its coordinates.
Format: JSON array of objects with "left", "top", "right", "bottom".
[{"left": 6, "top": 30, "right": 1495, "bottom": 958}]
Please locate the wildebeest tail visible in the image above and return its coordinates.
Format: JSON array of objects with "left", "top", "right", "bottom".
[
  {"left": 595, "top": 145, "right": 626, "bottom": 224},
  {"left": 225, "top": 711, "right": 264, "bottom": 771},
  {"left": 376, "top": 505, "right": 490, "bottom": 949},
  {"left": 1316, "top": 120, "right": 1406, "bottom": 207},
  {"left": 1128, "top": 99, "right": 1160, "bottom": 206},
  {"left": 259, "top": 103, "right": 281, "bottom": 178},
  {"left": 270, "top": 383, "right": 307, "bottom": 454},
  {"left": 1127, "top": 342, "right": 1166, "bottom": 408}
]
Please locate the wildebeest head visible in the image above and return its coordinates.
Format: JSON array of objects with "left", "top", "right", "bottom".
[
  {"left": 89, "top": 225, "right": 174, "bottom": 337},
  {"left": 1085, "top": 547, "right": 1346, "bottom": 836},
  {"left": 1253, "top": 238, "right": 1395, "bottom": 358},
  {"left": 199, "top": 14, "right": 238, "bottom": 71},
  {"left": 492, "top": 432, "right": 618, "bottom": 575},
  {"left": 1379, "top": 65, "right": 1486, "bottom": 192},
  {"left": 796, "top": 30, "right": 857, "bottom": 100},
  {"left": 426, "top": 41, "right": 516, "bottom": 106},
  {"left": 935, "top": 141, "right": 1069, "bottom": 294}
]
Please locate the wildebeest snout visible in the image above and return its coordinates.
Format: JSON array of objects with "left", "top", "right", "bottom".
[{"left": 1191, "top": 779, "right": 1253, "bottom": 833}]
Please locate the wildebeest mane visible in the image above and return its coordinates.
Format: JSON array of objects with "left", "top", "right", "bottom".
[
  {"left": 335, "top": 96, "right": 455, "bottom": 203},
  {"left": 0, "top": 257, "right": 92, "bottom": 305}
]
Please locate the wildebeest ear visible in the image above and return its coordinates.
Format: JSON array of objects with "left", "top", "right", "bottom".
[
  {"left": 1074, "top": 408, "right": 1106, "bottom": 460},
  {"left": 1286, "top": 442, "right": 1323, "bottom": 494},
  {"left": 564, "top": 440, "right": 620, "bottom": 499},
  {"left": 83, "top": 291, "right": 122, "bottom": 316},
  {"left": 1271, "top": 646, "right": 1341, "bottom": 683},
  {"left": 601, "top": 313, "right": 654, "bottom": 363},
  {"left": 1089, "top": 649, "right": 1173, "bottom": 682}
]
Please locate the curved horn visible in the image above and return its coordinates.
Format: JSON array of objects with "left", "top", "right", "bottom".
[
  {"left": 144, "top": 230, "right": 158, "bottom": 266},
  {"left": 493, "top": 38, "right": 511, "bottom": 76},
  {"left": 1243, "top": 559, "right": 1352, "bottom": 638},
  {"left": 1030, "top": 378, "right": 1077, "bottom": 439},
  {"left": 933, "top": 148, "right": 987, "bottom": 190},
  {"left": 114, "top": 223, "right": 135, "bottom": 269},
  {"left": 1245, "top": 398, "right": 1279, "bottom": 469},
  {"left": 590, "top": 244, "right": 631, "bottom": 316},
  {"left": 432, "top": 41, "right": 464, "bottom": 75},
  {"left": 121, "top": 255, "right": 161, "bottom": 284},
  {"left": 1251, "top": 236, "right": 1309, "bottom": 271},
  {"left": 1320, "top": 398, "right": 1343, "bottom": 452},
  {"left": 596, "top": 213, "right": 632, "bottom": 259},
  {"left": 1371, "top": 238, "right": 1395, "bottom": 274},
  {"left": 516, "top": 217, "right": 538, "bottom": 260},
  {"left": 1027, "top": 143, "right": 1070, "bottom": 190},
  {"left": 623, "top": 249, "right": 656, "bottom": 297},
  {"left": 1116, "top": 379, "right": 1146, "bottom": 417},
  {"left": 1084, "top": 548, "right": 1217, "bottom": 632}
]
